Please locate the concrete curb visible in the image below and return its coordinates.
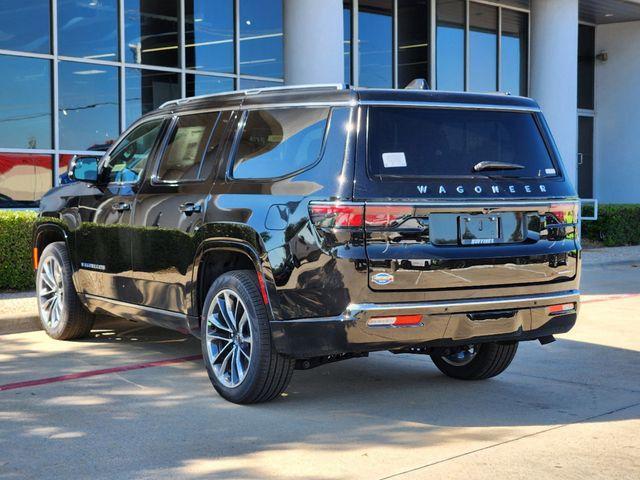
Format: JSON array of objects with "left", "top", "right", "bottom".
[{"left": 0, "top": 313, "right": 41, "bottom": 335}]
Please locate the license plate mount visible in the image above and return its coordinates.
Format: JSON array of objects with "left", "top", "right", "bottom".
[{"left": 458, "top": 215, "right": 500, "bottom": 245}]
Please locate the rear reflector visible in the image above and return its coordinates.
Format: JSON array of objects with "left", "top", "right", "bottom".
[
  {"left": 548, "top": 303, "right": 575, "bottom": 314},
  {"left": 367, "top": 314, "right": 423, "bottom": 327},
  {"left": 547, "top": 203, "right": 579, "bottom": 224}
]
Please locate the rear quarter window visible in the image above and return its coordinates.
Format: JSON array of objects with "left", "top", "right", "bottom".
[
  {"left": 367, "top": 107, "right": 558, "bottom": 179},
  {"left": 231, "top": 107, "right": 330, "bottom": 179}
]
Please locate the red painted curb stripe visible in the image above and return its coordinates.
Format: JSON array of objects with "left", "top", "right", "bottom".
[
  {"left": 581, "top": 293, "right": 640, "bottom": 304},
  {"left": 0, "top": 354, "right": 202, "bottom": 392}
]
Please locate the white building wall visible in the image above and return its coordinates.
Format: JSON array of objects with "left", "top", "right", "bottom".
[
  {"left": 594, "top": 21, "right": 640, "bottom": 204},
  {"left": 529, "top": 0, "right": 579, "bottom": 188}
]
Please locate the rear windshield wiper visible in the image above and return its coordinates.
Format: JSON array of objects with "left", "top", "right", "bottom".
[{"left": 473, "top": 161, "right": 525, "bottom": 172}]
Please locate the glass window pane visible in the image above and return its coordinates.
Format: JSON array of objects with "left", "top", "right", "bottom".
[
  {"left": 58, "top": 0, "right": 118, "bottom": 60},
  {"left": 0, "top": 153, "right": 52, "bottom": 206},
  {"left": 59, "top": 61, "right": 119, "bottom": 151},
  {"left": 239, "top": 78, "right": 280, "bottom": 89},
  {"left": 233, "top": 108, "right": 329, "bottom": 179},
  {"left": 0, "top": 55, "right": 51, "bottom": 149},
  {"left": 157, "top": 113, "right": 217, "bottom": 182},
  {"left": 436, "top": 0, "right": 465, "bottom": 91},
  {"left": 125, "top": 68, "right": 180, "bottom": 127},
  {"left": 185, "top": 0, "right": 234, "bottom": 73},
  {"left": 186, "top": 74, "right": 234, "bottom": 97},
  {"left": 106, "top": 119, "right": 163, "bottom": 183},
  {"left": 239, "top": 0, "right": 283, "bottom": 78},
  {"left": 358, "top": 0, "right": 392, "bottom": 88},
  {"left": 469, "top": 3, "right": 497, "bottom": 92},
  {"left": 398, "top": 0, "right": 431, "bottom": 89},
  {"left": 501, "top": 9, "right": 528, "bottom": 96},
  {"left": 344, "top": 2, "right": 352, "bottom": 85},
  {"left": 0, "top": 0, "right": 50, "bottom": 54},
  {"left": 124, "top": 0, "right": 179, "bottom": 67},
  {"left": 578, "top": 24, "right": 595, "bottom": 110},
  {"left": 368, "top": 107, "right": 556, "bottom": 179}
]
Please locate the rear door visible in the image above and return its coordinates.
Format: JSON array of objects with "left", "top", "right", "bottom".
[{"left": 356, "top": 105, "right": 579, "bottom": 292}]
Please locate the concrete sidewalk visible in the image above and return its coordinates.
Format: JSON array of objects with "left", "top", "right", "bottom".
[{"left": 1, "top": 256, "right": 639, "bottom": 479}]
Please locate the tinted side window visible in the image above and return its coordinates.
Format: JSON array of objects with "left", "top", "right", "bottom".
[
  {"left": 156, "top": 112, "right": 217, "bottom": 182},
  {"left": 232, "top": 108, "right": 330, "bottom": 179},
  {"left": 107, "top": 119, "right": 163, "bottom": 184}
]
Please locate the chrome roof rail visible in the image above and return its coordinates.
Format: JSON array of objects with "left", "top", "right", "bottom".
[{"left": 159, "top": 83, "right": 345, "bottom": 109}]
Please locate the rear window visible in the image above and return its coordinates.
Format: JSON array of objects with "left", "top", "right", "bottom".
[
  {"left": 367, "top": 107, "right": 558, "bottom": 179},
  {"left": 232, "top": 107, "right": 329, "bottom": 179}
]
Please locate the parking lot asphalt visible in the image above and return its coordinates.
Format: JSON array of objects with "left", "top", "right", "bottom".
[{"left": 1, "top": 261, "right": 639, "bottom": 479}]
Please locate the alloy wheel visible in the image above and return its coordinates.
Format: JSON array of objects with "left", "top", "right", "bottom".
[
  {"left": 38, "top": 256, "right": 64, "bottom": 329},
  {"left": 205, "top": 289, "right": 253, "bottom": 388}
]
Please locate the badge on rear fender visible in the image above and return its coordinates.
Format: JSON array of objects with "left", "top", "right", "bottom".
[{"left": 372, "top": 272, "right": 394, "bottom": 285}]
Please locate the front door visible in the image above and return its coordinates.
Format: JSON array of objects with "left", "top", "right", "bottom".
[
  {"left": 131, "top": 111, "right": 233, "bottom": 316},
  {"left": 74, "top": 118, "right": 166, "bottom": 303},
  {"left": 578, "top": 115, "right": 594, "bottom": 199}
]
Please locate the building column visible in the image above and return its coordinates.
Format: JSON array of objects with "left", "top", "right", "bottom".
[
  {"left": 530, "top": 0, "right": 579, "bottom": 186},
  {"left": 283, "top": 0, "right": 344, "bottom": 85}
]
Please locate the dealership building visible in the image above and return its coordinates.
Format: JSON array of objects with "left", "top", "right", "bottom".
[{"left": 1, "top": 0, "right": 639, "bottom": 207}]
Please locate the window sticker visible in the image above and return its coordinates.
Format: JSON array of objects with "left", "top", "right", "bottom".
[
  {"left": 382, "top": 152, "right": 407, "bottom": 168},
  {"left": 545, "top": 168, "right": 556, "bottom": 175}
]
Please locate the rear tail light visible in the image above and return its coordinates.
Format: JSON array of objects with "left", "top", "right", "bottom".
[
  {"left": 367, "top": 314, "right": 423, "bottom": 327},
  {"left": 364, "top": 205, "right": 414, "bottom": 228},
  {"left": 308, "top": 203, "right": 364, "bottom": 229},
  {"left": 309, "top": 202, "right": 415, "bottom": 230},
  {"left": 547, "top": 202, "right": 579, "bottom": 225},
  {"left": 548, "top": 303, "right": 575, "bottom": 315}
]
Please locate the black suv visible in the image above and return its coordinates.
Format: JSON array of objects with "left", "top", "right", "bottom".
[{"left": 33, "top": 85, "right": 581, "bottom": 404}]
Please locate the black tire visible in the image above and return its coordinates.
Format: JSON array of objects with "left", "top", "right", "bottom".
[
  {"left": 430, "top": 342, "right": 518, "bottom": 380},
  {"left": 200, "top": 270, "right": 294, "bottom": 404},
  {"left": 36, "top": 242, "right": 95, "bottom": 340}
]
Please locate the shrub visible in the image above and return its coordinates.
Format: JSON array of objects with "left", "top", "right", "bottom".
[
  {"left": 582, "top": 204, "right": 640, "bottom": 247},
  {"left": 0, "top": 210, "right": 37, "bottom": 291}
]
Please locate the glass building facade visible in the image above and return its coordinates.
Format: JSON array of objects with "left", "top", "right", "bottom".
[{"left": 0, "top": 0, "right": 528, "bottom": 207}]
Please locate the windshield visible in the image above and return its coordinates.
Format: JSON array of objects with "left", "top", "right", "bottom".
[{"left": 367, "top": 107, "right": 558, "bottom": 179}]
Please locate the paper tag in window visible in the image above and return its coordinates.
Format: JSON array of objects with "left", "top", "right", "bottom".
[
  {"left": 382, "top": 152, "right": 407, "bottom": 168},
  {"left": 545, "top": 168, "right": 556, "bottom": 175}
]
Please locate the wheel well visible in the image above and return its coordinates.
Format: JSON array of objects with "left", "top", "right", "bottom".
[
  {"left": 35, "top": 228, "right": 66, "bottom": 263},
  {"left": 197, "top": 249, "right": 256, "bottom": 318}
]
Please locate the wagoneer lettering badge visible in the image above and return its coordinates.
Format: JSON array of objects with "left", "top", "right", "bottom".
[{"left": 416, "top": 184, "right": 548, "bottom": 195}]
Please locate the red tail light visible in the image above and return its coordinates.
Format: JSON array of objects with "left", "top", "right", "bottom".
[
  {"left": 309, "top": 203, "right": 364, "bottom": 229},
  {"left": 364, "top": 205, "right": 414, "bottom": 228},
  {"left": 547, "top": 203, "right": 579, "bottom": 225}
]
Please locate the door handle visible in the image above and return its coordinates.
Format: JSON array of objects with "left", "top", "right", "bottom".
[
  {"left": 112, "top": 201, "right": 131, "bottom": 212},
  {"left": 179, "top": 202, "right": 202, "bottom": 216}
]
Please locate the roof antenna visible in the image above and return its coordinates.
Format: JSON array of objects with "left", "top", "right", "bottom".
[{"left": 404, "top": 78, "right": 430, "bottom": 90}]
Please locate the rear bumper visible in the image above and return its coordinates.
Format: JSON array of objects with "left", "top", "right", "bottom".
[{"left": 271, "top": 290, "right": 579, "bottom": 358}]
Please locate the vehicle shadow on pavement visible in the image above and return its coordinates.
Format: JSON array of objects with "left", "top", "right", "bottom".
[{"left": 1, "top": 316, "right": 639, "bottom": 479}]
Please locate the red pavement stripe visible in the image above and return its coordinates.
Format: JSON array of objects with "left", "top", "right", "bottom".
[
  {"left": 581, "top": 293, "right": 640, "bottom": 304},
  {"left": 0, "top": 354, "right": 202, "bottom": 392}
]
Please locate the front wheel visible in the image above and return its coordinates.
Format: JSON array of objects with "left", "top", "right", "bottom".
[
  {"left": 201, "top": 270, "right": 294, "bottom": 404},
  {"left": 36, "top": 242, "right": 95, "bottom": 340},
  {"left": 430, "top": 342, "right": 518, "bottom": 380}
]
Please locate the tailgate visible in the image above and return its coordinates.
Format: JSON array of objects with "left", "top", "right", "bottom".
[{"left": 365, "top": 201, "right": 579, "bottom": 291}]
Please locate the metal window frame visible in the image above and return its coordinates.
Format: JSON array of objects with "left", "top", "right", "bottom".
[{"left": 0, "top": 0, "right": 284, "bottom": 200}]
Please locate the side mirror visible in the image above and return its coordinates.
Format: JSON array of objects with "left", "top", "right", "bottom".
[{"left": 68, "top": 156, "right": 99, "bottom": 183}]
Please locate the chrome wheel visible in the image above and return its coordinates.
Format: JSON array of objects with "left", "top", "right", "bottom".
[
  {"left": 37, "top": 255, "right": 64, "bottom": 329},
  {"left": 441, "top": 345, "right": 479, "bottom": 366},
  {"left": 205, "top": 289, "right": 253, "bottom": 388}
]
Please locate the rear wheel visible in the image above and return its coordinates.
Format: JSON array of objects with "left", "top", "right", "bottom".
[
  {"left": 36, "top": 242, "right": 95, "bottom": 340},
  {"left": 430, "top": 342, "right": 518, "bottom": 380},
  {"left": 201, "top": 270, "right": 294, "bottom": 404}
]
